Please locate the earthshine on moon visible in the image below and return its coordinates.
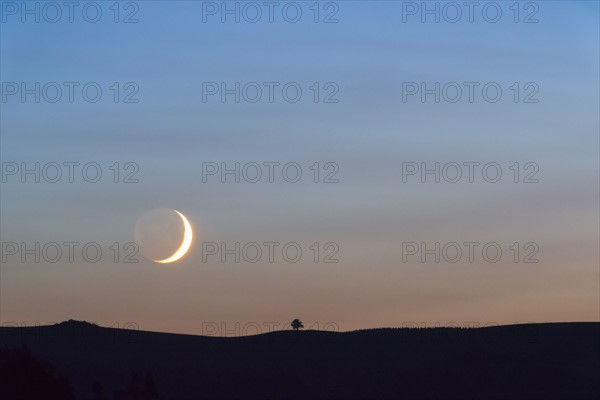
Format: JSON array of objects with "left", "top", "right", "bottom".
[{"left": 154, "top": 210, "right": 194, "bottom": 264}]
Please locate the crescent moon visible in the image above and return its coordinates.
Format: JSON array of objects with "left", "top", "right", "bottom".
[{"left": 154, "top": 210, "right": 193, "bottom": 264}]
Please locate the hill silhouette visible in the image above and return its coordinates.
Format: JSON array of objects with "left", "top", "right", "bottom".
[{"left": 1, "top": 321, "right": 599, "bottom": 399}]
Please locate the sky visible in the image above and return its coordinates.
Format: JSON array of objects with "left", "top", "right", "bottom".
[{"left": 1, "top": 0, "right": 599, "bottom": 335}]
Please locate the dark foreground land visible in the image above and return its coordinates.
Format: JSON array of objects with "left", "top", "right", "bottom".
[{"left": 1, "top": 321, "right": 599, "bottom": 400}]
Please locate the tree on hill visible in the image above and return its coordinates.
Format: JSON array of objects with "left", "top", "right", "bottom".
[
  {"left": 91, "top": 382, "right": 107, "bottom": 400},
  {"left": 291, "top": 319, "right": 304, "bottom": 331},
  {"left": 114, "top": 371, "right": 160, "bottom": 400},
  {"left": 0, "top": 346, "right": 74, "bottom": 399},
  {"left": 141, "top": 373, "right": 159, "bottom": 400}
]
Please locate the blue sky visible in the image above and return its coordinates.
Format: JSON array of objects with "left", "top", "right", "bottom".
[{"left": 1, "top": 1, "right": 598, "bottom": 333}]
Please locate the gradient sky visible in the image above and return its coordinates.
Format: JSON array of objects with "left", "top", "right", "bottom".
[{"left": 1, "top": 0, "right": 598, "bottom": 334}]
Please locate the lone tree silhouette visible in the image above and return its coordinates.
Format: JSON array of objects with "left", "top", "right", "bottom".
[{"left": 291, "top": 319, "right": 304, "bottom": 331}]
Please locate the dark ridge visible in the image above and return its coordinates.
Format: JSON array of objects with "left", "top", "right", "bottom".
[{"left": 1, "top": 322, "right": 599, "bottom": 400}]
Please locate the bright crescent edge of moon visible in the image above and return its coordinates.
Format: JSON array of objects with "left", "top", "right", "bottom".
[{"left": 154, "top": 210, "right": 193, "bottom": 264}]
